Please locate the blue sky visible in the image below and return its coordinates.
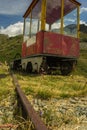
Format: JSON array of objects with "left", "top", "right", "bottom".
[
  {"left": 0, "top": 0, "right": 32, "bottom": 27},
  {"left": 0, "top": 0, "right": 87, "bottom": 37}
]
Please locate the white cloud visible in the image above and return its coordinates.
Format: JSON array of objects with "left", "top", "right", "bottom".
[
  {"left": 51, "top": 22, "right": 61, "bottom": 28},
  {"left": 65, "top": 18, "right": 75, "bottom": 23},
  {"left": 0, "top": 22, "right": 23, "bottom": 37},
  {"left": 80, "top": 7, "right": 87, "bottom": 14},
  {"left": 80, "top": 20, "right": 87, "bottom": 25}
]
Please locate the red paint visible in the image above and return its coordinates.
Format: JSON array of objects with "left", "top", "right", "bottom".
[
  {"left": 43, "top": 32, "right": 79, "bottom": 57},
  {"left": 22, "top": 42, "right": 27, "bottom": 57},
  {"left": 36, "top": 31, "right": 44, "bottom": 53},
  {"left": 22, "top": 31, "right": 79, "bottom": 58},
  {"left": 43, "top": 32, "right": 62, "bottom": 55},
  {"left": 26, "top": 44, "right": 36, "bottom": 56}
]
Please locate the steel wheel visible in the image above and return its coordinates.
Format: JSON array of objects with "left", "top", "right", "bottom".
[
  {"left": 60, "top": 62, "right": 72, "bottom": 75},
  {"left": 26, "top": 62, "right": 32, "bottom": 73}
]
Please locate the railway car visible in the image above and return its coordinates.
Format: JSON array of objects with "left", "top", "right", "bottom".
[{"left": 14, "top": 0, "right": 81, "bottom": 75}]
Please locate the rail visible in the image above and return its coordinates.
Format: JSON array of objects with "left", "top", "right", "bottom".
[{"left": 11, "top": 72, "right": 48, "bottom": 130}]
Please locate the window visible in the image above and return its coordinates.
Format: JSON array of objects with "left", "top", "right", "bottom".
[{"left": 63, "top": 0, "right": 77, "bottom": 37}]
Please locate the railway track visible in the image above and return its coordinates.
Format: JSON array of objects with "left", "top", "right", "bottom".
[
  {"left": 1, "top": 65, "right": 87, "bottom": 130},
  {"left": 11, "top": 72, "right": 48, "bottom": 130}
]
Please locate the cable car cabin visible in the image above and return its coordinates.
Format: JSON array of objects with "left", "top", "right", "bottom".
[{"left": 22, "top": 0, "right": 81, "bottom": 75}]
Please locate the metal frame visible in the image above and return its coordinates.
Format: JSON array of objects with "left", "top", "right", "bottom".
[
  {"left": 23, "top": 0, "right": 38, "bottom": 18},
  {"left": 61, "top": 0, "right": 64, "bottom": 34},
  {"left": 41, "top": 0, "right": 47, "bottom": 30},
  {"left": 70, "top": 0, "right": 81, "bottom": 6},
  {"left": 23, "top": 0, "right": 81, "bottom": 38},
  {"left": 23, "top": 0, "right": 81, "bottom": 18}
]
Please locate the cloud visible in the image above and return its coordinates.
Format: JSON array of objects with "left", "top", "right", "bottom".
[
  {"left": 80, "top": 20, "right": 87, "bottom": 26},
  {"left": 1, "top": 19, "right": 87, "bottom": 38},
  {"left": 0, "top": 20, "right": 64, "bottom": 37},
  {"left": 65, "top": 18, "right": 75, "bottom": 23},
  {"left": 80, "top": 7, "right": 87, "bottom": 14},
  {"left": 0, "top": 0, "right": 32, "bottom": 15},
  {"left": 0, "top": 22, "right": 23, "bottom": 37}
]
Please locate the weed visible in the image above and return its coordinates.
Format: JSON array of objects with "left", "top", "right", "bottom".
[
  {"left": 36, "top": 90, "right": 52, "bottom": 100},
  {"left": 24, "top": 87, "right": 34, "bottom": 95},
  {"left": 59, "top": 93, "right": 71, "bottom": 98}
]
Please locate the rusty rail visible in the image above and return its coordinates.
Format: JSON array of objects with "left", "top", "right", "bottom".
[
  {"left": 0, "top": 124, "right": 17, "bottom": 129},
  {"left": 11, "top": 73, "right": 48, "bottom": 130}
]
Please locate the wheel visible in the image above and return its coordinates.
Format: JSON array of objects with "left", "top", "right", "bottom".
[
  {"left": 60, "top": 61, "right": 73, "bottom": 75},
  {"left": 39, "top": 64, "right": 47, "bottom": 74},
  {"left": 26, "top": 62, "right": 32, "bottom": 73},
  {"left": 39, "top": 60, "right": 48, "bottom": 74}
]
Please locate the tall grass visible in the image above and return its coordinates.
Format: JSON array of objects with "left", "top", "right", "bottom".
[
  {"left": 0, "top": 64, "right": 14, "bottom": 100},
  {"left": 17, "top": 73, "right": 87, "bottom": 99}
]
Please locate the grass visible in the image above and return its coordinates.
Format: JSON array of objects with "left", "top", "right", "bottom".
[
  {"left": 36, "top": 89, "right": 52, "bottom": 99},
  {"left": 80, "top": 32, "right": 87, "bottom": 42},
  {"left": 0, "top": 34, "right": 22, "bottom": 63},
  {"left": 16, "top": 73, "right": 87, "bottom": 100},
  {"left": 0, "top": 34, "right": 87, "bottom": 129},
  {"left": 0, "top": 64, "right": 14, "bottom": 100},
  {"left": 74, "top": 48, "right": 87, "bottom": 77}
]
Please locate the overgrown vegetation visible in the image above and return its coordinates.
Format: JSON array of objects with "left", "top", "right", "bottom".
[
  {"left": 0, "top": 64, "right": 14, "bottom": 100},
  {"left": 0, "top": 34, "right": 22, "bottom": 63},
  {"left": 80, "top": 32, "right": 87, "bottom": 42},
  {"left": 17, "top": 73, "right": 87, "bottom": 99}
]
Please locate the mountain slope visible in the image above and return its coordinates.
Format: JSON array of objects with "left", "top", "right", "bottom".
[
  {"left": 0, "top": 34, "right": 22, "bottom": 63},
  {"left": 80, "top": 24, "right": 87, "bottom": 34}
]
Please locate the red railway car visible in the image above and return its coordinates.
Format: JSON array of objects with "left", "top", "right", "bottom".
[{"left": 21, "top": 0, "right": 81, "bottom": 75}]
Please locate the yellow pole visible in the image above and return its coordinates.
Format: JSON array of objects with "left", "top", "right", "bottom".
[
  {"left": 77, "top": 5, "right": 80, "bottom": 38},
  {"left": 61, "top": 0, "right": 64, "bottom": 34},
  {"left": 41, "top": 0, "right": 46, "bottom": 30}
]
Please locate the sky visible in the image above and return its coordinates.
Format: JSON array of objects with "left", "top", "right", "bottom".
[{"left": 0, "top": 0, "right": 87, "bottom": 37}]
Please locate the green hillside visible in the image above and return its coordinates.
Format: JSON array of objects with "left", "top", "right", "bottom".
[
  {"left": 75, "top": 44, "right": 87, "bottom": 77},
  {"left": 0, "top": 34, "right": 22, "bottom": 63},
  {"left": 80, "top": 32, "right": 87, "bottom": 42},
  {"left": 0, "top": 33, "right": 87, "bottom": 77}
]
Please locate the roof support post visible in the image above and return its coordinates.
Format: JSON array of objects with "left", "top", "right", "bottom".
[
  {"left": 37, "top": 19, "right": 40, "bottom": 32},
  {"left": 61, "top": 0, "right": 64, "bottom": 34},
  {"left": 77, "top": 5, "right": 80, "bottom": 38},
  {"left": 41, "top": 0, "right": 46, "bottom": 30},
  {"left": 49, "top": 24, "right": 51, "bottom": 31}
]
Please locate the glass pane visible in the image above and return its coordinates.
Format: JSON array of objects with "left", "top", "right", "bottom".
[
  {"left": 46, "top": 0, "right": 61, "bottom": 24},
  {"left": 64, "top": 0, "right": 77, "bottom": 37},
  {"left": 46, "top": 0, "right": 61, "bottom": 33},
  {"left": 31, "top": 0, "right": 42, "bottom": 35},
  {"left": 51, "top": 20, "right": 61, "bottom": 33},
  {"left": 24, "top": 17, "right": 30, "bottom": 36},
  {"left": 31, "top": 0, "right": 41, "bottom": 19},
  {"left": 25, "top": 1, "right": 42, "bottom": 46},
  {"left": 31, "top": 19, "right": 39, "bottom": 35}
]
